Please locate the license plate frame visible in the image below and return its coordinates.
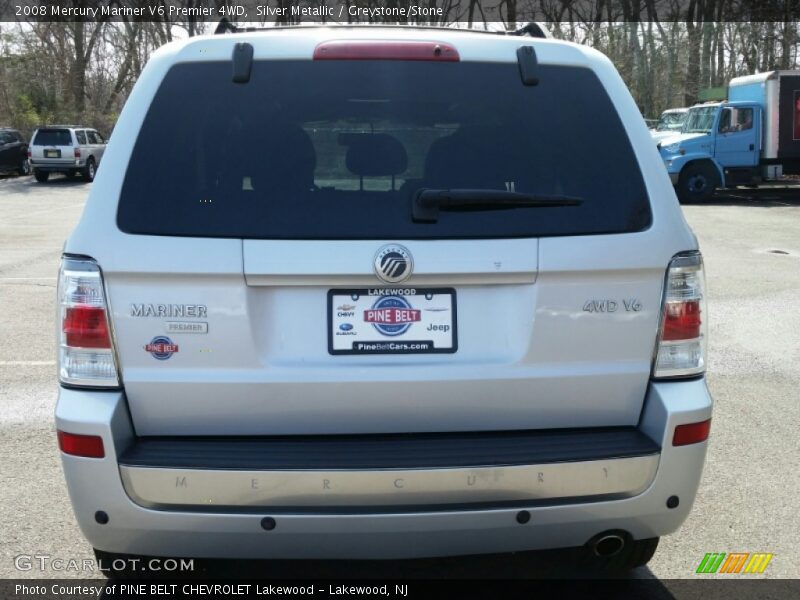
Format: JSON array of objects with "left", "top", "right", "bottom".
[
  {"left": 328, "top": 288, "right": 457, "bottom": 355},
  {"left": 44, "top": 149, "right": 60, "bottom": 158}
]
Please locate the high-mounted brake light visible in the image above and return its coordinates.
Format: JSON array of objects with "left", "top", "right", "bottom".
[
  {"left": 58, "top": 256, "right": 120, "bottom": 388},
  {"left": 313, "top": 40, "right": 459, "bottom": 62},
  {"left": 57, "top": 430, "right": 105, "bottom": 458},
  {"left": 653, "top": 252, "right": 707, "bottom": 379}
]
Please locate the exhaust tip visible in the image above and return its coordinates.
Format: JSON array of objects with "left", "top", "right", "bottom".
[{"left": 592, "top": 533, "right": 626, "bottom": 558}]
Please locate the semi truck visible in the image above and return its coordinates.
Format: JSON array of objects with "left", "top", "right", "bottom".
[{"left": 658, "top": 70, "right": 800, "bottom": 201}]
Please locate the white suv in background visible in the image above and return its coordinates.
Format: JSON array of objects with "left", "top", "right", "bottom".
[
  {"left": 30, "top": 126, "right": 106, "bottom": 182},
  {"left": 55, "top": 26, "right": 712, "bottom": 575}
]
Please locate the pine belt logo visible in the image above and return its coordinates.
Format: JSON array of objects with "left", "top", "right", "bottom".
[
  {"left": 145, "top": 336, "right": 179, "bottom": 360},
  {"left": 364, "top": 296, "right": 421, "bottom": 336},
  {"left": 696, "top": 552, "right": 774, "bottom": 574}
]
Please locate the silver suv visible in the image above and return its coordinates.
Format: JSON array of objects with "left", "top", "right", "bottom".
[
  {"left": 30, "top": 126, "right": 106, "bottom": 182},
  {"left": 55, "top": 26, "right": 712, "bottom": 574}
]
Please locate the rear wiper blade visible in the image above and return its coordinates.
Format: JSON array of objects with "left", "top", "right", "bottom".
[{"left": 412, "top": 188, "right": 582, "bottom": 222}]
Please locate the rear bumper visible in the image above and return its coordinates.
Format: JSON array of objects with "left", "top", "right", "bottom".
[
  {"left": 118, "top": 428, "right": 660, "bottom": 510},
  {"left": 31, "top": 160, "right": 84, "bottom": 171},
  {"left": 55, "top": 379, "right": 712, "bottom": 559}
]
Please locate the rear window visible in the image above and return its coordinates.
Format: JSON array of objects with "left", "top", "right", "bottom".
[
  {"left": 118, "top": 60, "right": 651, "bottom": 239},
  {"left": 1, "top": 130, "right": 23, "bottom": 143},
  {"left": 33, "top": 129, "right": 73, "bottom": 146}
]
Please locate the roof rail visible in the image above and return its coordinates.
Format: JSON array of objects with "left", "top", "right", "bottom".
[
  {"left": 215, "top": 18, "right": 238, "bottom": 34},
  {"left": 211, "top": 19, "right": 551, "bottom": 38},
  {"left": 214, "top": 17, "right": 552, "bottom": 39},
  {"left": 509, "top": 23, "right": 549, "bottom": 39},
  {"left": 214, "top": 19, "right": 298, "bottom": 34}
]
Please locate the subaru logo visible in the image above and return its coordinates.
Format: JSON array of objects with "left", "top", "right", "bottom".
[
  {"left": 374, "top": 244, "right": 413, "bottom": 284},
  {"left": 339, "top": 323, "right": 354, "bottom": 331}
]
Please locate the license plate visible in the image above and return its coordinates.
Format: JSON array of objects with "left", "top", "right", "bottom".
[
  {"left": 45, "top": 149, "right": 60, "bottom": 158},
  {"left": 328, "top": 288, "right": 457, "bottom": 355}
]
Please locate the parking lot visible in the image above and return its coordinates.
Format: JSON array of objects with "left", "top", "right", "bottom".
[{"left": 1, "top": 173, "right": 798, "bottom": 582}]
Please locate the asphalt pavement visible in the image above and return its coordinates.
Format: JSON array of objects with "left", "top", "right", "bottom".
[{"left": 1, "top": 173, "right": 798, "bottom": 585}]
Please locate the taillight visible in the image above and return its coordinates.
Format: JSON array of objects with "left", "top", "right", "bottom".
[
  {"left": 58, "top": 256, "right": 120, "bottom": 387},
  {"left": 313, "top": 40, "right": 459, "bottom": 62},
  {"left": 27, "top": 150, "right": 32, "bottom": 158},
  {"left": 653, "top": 252, "right": 707, "bottom": 378},
  {"left": 63, "top": 307, "right": 110, "bottom": 348},
  {"left": 74, "top": 148, "right": 81, "bottom": 158},
  {"left": 57, "top": 430, "right": 105, "bottom": 458}
]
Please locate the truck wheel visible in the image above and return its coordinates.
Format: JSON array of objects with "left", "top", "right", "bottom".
[
  {"left": 33, "top": 170, "right": 49, "bottom": 183},
  {"left": 677, "top": 163, "right": 718, "bottom": 203},
  {"left": 83, "top": 158, "right": 96, "bottom": 182},
  {"left": 18, "top": 158, "right": 31, "bottom": 176}
]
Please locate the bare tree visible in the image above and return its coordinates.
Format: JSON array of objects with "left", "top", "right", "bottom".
[{"left": 3, "top": 0, "right": 800, "bottom": 131}]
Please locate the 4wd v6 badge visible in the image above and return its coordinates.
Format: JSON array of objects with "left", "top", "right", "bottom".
[{"left": 583, "top": 299, "right": 642, "bottom": 313}]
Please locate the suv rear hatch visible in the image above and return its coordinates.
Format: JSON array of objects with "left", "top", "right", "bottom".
[
  {"left": 106, "top": 47, "right": 664, "bottom": 436},
  {"left": 31, "top": 128, "right": 75, "bottom": 166}
]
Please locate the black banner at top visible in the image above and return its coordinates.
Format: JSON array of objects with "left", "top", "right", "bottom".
[{"left": 3, "top": 0, "right": 800, "bottom": 24}]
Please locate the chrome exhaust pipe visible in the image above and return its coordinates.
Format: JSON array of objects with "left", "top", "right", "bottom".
[{"left": 592, "top": 533, "right": 626, "bottom": 557}]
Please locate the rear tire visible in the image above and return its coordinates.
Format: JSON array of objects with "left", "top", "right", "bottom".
[
  {"left": 93, "top": 548, "right": 188, "bottom": 580},
  {"left": 579, "top": 536, "right": 659, "bottom": 574},
  {"left": 83, "top": 158, "right": 96, "bottom": 182},
  {"left": 18, "top": 158, "right": 30, "bottom": 176},
  {"left": 677, "top": 162, "right": 719, "bottom": 203},
  {"left": 623, "top": 537, "right": 660, "bottom": 569},
  {"left": 33, "top": 170, "right": 49, "bottom": 183},
  {"left": 93, "top": 548, "right": 141, "bottom": 580}
]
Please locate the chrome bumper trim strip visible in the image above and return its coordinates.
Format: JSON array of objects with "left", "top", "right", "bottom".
[{"left": 119, "top": 454, "right": 659, "bottom": 509}]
